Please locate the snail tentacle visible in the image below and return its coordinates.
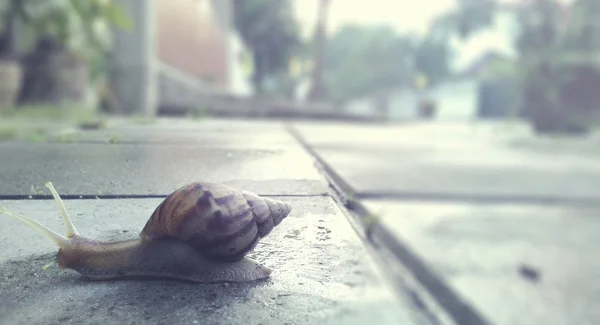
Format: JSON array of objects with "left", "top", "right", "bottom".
[
  {"left": 0, "top": 206, "right": 70, "bottom": 249},
  {"left": 45, "top": 182, "right": 79, "bottom": 237},
  {"left": 0, "top": 181, "right": 82, "bottom": 249}
]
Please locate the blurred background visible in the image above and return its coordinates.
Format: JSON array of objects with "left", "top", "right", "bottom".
[
  {"left": 0, "top": 0, "right": 597, "bottom": 135},
  {"left": 1, "top": 3, "right": 599, "bottom": 324}
]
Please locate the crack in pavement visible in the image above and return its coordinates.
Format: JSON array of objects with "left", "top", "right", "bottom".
[
  {"left": 0, "top": 193, "right": 330, "bottom": 201},
  {"left": 355, "top": 191, "right": 600, "bottom": 207},
  {"left": 285, "top": 122, "right": 496, "bottom": 325}
]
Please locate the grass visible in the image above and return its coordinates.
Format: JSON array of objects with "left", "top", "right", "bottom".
[
  {"left": 0, "top": 124, "right": 52, "bottom": 142},
  {"left": 57, "top": 133, "right": 77, "bottom": 143},
  {"left": 0, "top": 104, "right": 107, "bottom": 142},
  {"left": 26, "top": 128, "right": 48, "bottom": 142},
  {"left": 107, "top": 134, "right": 120, "bottom": 144},
  {"left": 4, "top": 104, "right": 107, "bottom": 129},
  {"left": 0, "top": 103, "right": 214, "bottom": 143},
  {"left": 130, "top": 114, "right": 157, "bottom": 125},
  {"left": 0, "top": 125, "right": 19, "bottom": 140},
  {"left": 78, "top": 119, "right": 107, "bottom": 130},
  {"left": 186, "top": 106, "right": 208, "bottom": 120},
  {"left": 1, "top": 104, "right": 101, "bottom": 122}
]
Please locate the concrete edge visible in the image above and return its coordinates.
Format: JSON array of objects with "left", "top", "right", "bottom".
[
  {"left": 285, "top": 123, "right": 495, "bottom": 325},
  {"left": 357, "top": 191, "right": 600, "bottom": 207}
]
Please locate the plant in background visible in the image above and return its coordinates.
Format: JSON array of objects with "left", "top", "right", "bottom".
[
  {"left": 323, "top": 24, "right": 417, "bottom": 103},
  {"left": 436, "top": 0, "right": 600, "bottom": 134},
  {"left": 232, "top": 0, "right": 302, "bottom": 95},
  {"left": 2, "top": 0, "right": 130, "bottom": 77},
  {"left": 513, "top": 0, "right": 600, "bottom": 134},
  {"left": 0, "top": 0, "right": 131, "bottom": 110}
]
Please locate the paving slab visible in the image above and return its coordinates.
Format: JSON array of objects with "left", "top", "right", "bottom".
[
  {"left": 49, "top": 118, "right": 302, "bottom": 147},
  {"left": 364, "top": 200, "right": 600, "bottom": 325},
  {"left": 0, "top": 119, "right": 328, "bottom": 197},
  {"left": 0, "top": 196, "right": 414, "bottom": 325},
  {"left": 290, "top": 121, "right": 600, "bottom": 202}
]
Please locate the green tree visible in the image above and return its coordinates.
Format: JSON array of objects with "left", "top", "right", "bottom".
[
  {"left": 434, "top": 0, "right": 497, "bottom": 39},
  {"left": 323, "top": 24, "right": 453, "bottom": 102},
  {"left": 413, "top": 35, "right": 452, "bottom": 86},
  {"left": 307, "top": 0, "right": 332, "bottom": 101},
  {"left": 438, "top": 0, "right": 600, "bottom": 133},
  {"left": 323, "top": 24, "right": 415, "bottom": 102},
  {"left": 565, "top": 0, "right": 600, "bottom": 51},
  {"left": 232, "top": 0, "right": 302, "bottom": 94}
]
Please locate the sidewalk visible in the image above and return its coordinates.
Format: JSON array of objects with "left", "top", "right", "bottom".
[
  {"left": 289, "top": 120, "right": 600, "bottom": 325},
  {"left": 2, "top": 117, "right": 598, "bottom": 325},
  {"left": 0, "top": 118, "right": 414, "bottom": 325}
]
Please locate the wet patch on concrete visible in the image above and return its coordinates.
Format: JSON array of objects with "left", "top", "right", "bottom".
[
  {"left": 0, "top": 197, "right": 412, "bottom": 325},
  {"left": 290, "top": 122, "right": 600, "bottom": 202},
  {"left": 48, "top": 118, "right": 301, "bottom": 147},
  {"left": 0, "top": 142, "right": 328, "bottom": 197}
]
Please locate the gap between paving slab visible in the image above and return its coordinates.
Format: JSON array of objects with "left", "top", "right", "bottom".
[
  {"left": 286, "top": 123, "right": 496, "bottom": 325},
  {"left": 287, "top": 121, "right": 600, "bottom": 206},
  {"left": 0, "top": 118, "right": 330, "bottom": 197},
  {"left": 355, "top": 191, "right": 600, "bottom": 207},
  {"left": 0, "top": 193, "right": 326, "bottom": 200}
]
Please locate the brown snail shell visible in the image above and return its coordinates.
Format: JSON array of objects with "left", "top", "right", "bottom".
[{"left": 141, "top": 182, "right": 292, "bottom": 262}]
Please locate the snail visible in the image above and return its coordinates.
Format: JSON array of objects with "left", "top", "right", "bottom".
[{"left": 0, "top": 182, "right": 292, "bottom": 283}]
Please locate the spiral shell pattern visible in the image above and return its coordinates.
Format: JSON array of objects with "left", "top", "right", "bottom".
[{"left": 140, "top": 182, "right": 292, "bottom": 262}]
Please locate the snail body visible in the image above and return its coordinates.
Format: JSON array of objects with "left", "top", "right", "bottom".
[{"left": 0, "top": 182, "right": 292, "bottom": 283}]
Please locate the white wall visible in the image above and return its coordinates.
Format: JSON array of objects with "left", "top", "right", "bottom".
[
  {"left": 344, "top": 96, "right": 381, "bottom": 118},
  {"left": 429, "top": 78, "right": 478, "bottom": 120},
  {"left": 227, "top": 32, "right": 254, "bottom": 96},
  {"left": 387, "top": 90, "right": 420, "bottom": 120},
  {"left": 343, "top": 78, "right": 479, "bottom": 122}
]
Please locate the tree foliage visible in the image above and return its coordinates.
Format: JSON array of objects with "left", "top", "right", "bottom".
[
  {"left": 441, "top": 0, "right": 600, "bottom": 133},
  {"left": 232, "top": 0, "right": 301, "bottom": 94},
  {"left": 434, "top": 0, "right": 497, "bottom": 39},
  {"left": 323, "top": 25, "right": 414, "bottom": 101},
  {"left": 564, "top": 0, "right": 600, "bottom": 51},
  {"left": 413, "top": 35, "right": 452, "bottom": 86},
  {"left": 323, "top": 24, "right": 451, "bottom": 102},
  {"left": 0, "top": 0, "right": 130, "bottom": 82}
]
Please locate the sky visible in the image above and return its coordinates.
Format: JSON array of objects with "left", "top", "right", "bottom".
[
  {"left": 292, "top": 0, "right": 456, "bottom": 38},
  {"left": 291, "top": 0, "right": 521, "bottom": 71}
]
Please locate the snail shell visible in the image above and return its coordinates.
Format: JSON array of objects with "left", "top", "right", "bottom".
[
  {"left": 0, "top": 181, "right": 292, "bottom": 283},
  {"left": 140, "top": 182, "right": 292, "bottom": 262}
]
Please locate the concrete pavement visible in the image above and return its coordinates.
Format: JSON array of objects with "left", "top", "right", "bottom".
[
  {"left": 288, "top": 121, "right": 600, "bottom": 204},
  {"left": 0, "top": 118, "right": 416, "bottom": 325},
  {"left": 289, "top": 120, "right": 600, "bottom": 325},
  {"left": 363, "top": 200, "right": 600, "bottom": 325},
  {"left": 0, "top": 119, "right": 327, "bottom": 197},
  {"left": 0, "top": 197, "right": 410, "bottom": 325},
  {"left": 3, "top": 116, "right": 597, "bottom": 325}
]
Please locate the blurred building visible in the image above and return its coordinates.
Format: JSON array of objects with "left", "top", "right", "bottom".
[
  {"left": 343, "top": 7, "right": 522, "bottom": 122},
  {"left": 157, "top": 0, "right": 251, "bottom": 93},
  {"left": 155, "top": 0, "right": 253, "bottom": 113}
]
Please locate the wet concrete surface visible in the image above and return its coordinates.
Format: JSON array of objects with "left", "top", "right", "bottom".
[
  {"left": 0, "top": 142, "right": 326, "bottom": 197},
  {"left": 49, "top": 118, "right": 303, "bottom": 147},
  {"left": 6, "top": 116, "right": 596, "bottom": 325},
  {"left": 290, "top": 121, "right": 600, "bottom": 201},
  {"left": 290, "top": 120, "right": 600, "bottom": 325},
  {"left": 0, "top": 119, "right": 328, "bottom": 197},
  {"left": 364, "top": 200, "right": 600, "bottom": 325},
  {"left": 0, "top": 197, "right": 413, "bottom": 325}
]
